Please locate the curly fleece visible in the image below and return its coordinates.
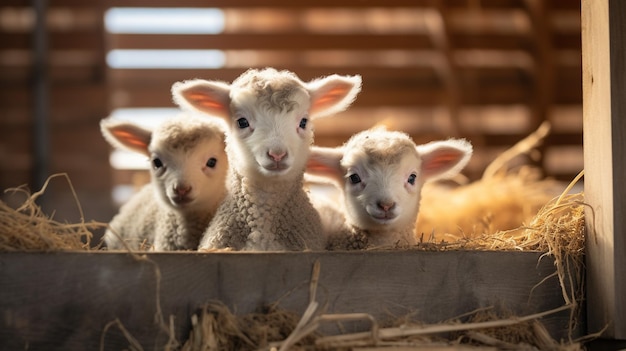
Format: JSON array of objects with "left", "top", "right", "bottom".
[
  {"left": 199, "top": 171, "right": 325, "bottom": 251},
  {"left": 105, "top": 184, "right": 215, "bottom": 250}
]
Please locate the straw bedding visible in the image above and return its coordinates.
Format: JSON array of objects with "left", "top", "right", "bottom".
[{"left": 0, "top": 173, "right": 105, "bottom": 251}]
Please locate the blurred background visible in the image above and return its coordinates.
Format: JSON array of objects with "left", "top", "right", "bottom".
[{"left": 0, "top": 0, "right": 582, "bottom": 242}]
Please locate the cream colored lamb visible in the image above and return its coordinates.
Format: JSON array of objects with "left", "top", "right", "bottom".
[
  {"left": 100, "top": 114, "right": 228, "bottom": 251},
  {"left": 172, "top": 68, "right": 362, "bottom": 251},
  {"left": 306, "top": 128, "right": 472, "bottom": 250}
]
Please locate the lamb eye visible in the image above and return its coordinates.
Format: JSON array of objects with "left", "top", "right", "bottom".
[
  {"left": 299, "top": 118, "right": 308, "bottom": 129},
  {"left": 236, "top": 118, "right": 250, "bottom": 129},
  {"left": 206, "top": 157, "right": 217, "bottom": 168},
  {"left": 349, "top": 174, "right": 361, "bottom": 184},
  {"left": 407, "top": 173, "right": 417, "bottom": 185},
  {"left": 152, "top": 158, "right": 163, "bottom": 169}
]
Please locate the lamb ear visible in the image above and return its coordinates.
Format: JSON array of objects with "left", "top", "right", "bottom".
[
  {"left": 417, "top": 139, "right": 473, "bottom": 182},
  {"left": 171, "top": 79, "right": 231, "bottom": 120},
  {"left": 306, "top": 74, "right": 362, "bottom": 118},
  {"left": 100, "top": 118, "right": 152, "bottom": 157},
  {"left": 305, "top": 146, "right": 346, "bottom": 184}
]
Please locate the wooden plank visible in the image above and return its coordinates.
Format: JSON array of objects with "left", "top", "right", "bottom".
[
  {"left": 582, "top": 0, "right": 626, "bottom": 340},
  {"left": 0, "top": 251, "right": 578, "bottom": 350},
  {"left": 103, "top": 0, "right": 440, "bottom": 8},
  {"left": 0, "top": 31, "right": 103, "bottom": 51},
  {"left": 108, "top": 33, "right": 434, "bottom": 50},
  {"left": 0, "top": 66, "right": 105, "bottom": 85},
  {"left": 107, "top": 33, "right": 536, "bottom": 52},
  {"left": 0, "top": 85, "right": 106, "bottom": 109},
  {"left": 102, "top": 0, "right": 526, "bottom": 8},
  {"left": 449, "top": 33, "right": 531, "bottom": 50},
  {"left": 1, "top": 0, "right": 104, "bottom": 6}
]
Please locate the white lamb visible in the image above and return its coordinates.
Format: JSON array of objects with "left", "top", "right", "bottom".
[
  {"left": 100, "top": 114, "right": 229, "bottom": 251},
  {"left": 306, "top": 128, "right": 473, "bottom": 250},
  {"left": 172, "top": 68, "right": 362, "bottom": 251}
]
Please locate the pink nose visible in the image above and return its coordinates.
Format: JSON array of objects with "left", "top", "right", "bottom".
[
  {"left": 174, "top": 184, "right": 191, "bottom": 196},
  {"left": 268, "top": 150, "right": 287, "bottom": 162},
  {"left": 377, "top": 200, "right": 396, "bottom": 212}
]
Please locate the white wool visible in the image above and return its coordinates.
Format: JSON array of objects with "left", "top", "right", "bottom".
[
  {"left": 307, "top": 128, "right": 473, "bottom": 250},
  {"left": 100, "top": 114, "right": 228, "bottom": 251},
  {"left": 172, "top": 68, "right": 362, "bottom": 251}
]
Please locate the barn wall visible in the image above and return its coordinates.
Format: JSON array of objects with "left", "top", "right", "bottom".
[{"left": 0, "top": 0, "right": 115, "bottom": 232}]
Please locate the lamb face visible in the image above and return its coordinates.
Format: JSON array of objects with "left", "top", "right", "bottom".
[
  {"left": 226, "top": 74, "right": 313, "bottom": 181},
  {"left": 307, "top": 128, "right": 473, "bottom": 248},
  {"left": 149, "top": 131, "right": 228, "bottom": 214},
  {"left": 340, "top": 134, "right": 423, "bottom": 232}
]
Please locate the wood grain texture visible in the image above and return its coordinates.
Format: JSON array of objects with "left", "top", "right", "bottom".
[
  {"left": 582, "top": 0, "right": 626, "bottom": 340},
  {"left": 0, "top": 251, "right": 576, "bottom": 351}
]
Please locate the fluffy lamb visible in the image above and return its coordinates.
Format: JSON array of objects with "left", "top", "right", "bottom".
[
  {"left": 306, "top": 128, "right": 473, "bottom": 249},
  {"left": 172, "top": 68, "right": 362, "bottom": 251},
  {"left": 100, "top": 114, "right": 229, "bottom": 251}
]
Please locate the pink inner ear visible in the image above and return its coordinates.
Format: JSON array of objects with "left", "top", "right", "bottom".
[
  {"left": 305, "top": 151, "right": 346, "bottom": 184},
  {"left": 424, "top": 152, "right": 460, "bottom": 172},
  {"left": 189, "top": 93, "right": 223, "bottom": 109},
  {"left": 311, "top": 83, "right": 352, "bottom": 112},
  {"left": 422, "top": 149, "right": 464, "bottom": 179},
  {"left": 188, "top": 93, "right": 226, "bottom": 110},
  {"left": 112, "top": 129, "right": 149, "bottom": 150}
]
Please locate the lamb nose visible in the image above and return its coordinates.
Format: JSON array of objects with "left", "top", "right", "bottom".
[
  {"left": 268, "top": 150, "right": 287, "bottom": 162},
  {"left": 377, "top": 200, "right": 395, "bottom": 212},
  {"left": 174, "top": 184, "right": 192, "bottom": 196}
]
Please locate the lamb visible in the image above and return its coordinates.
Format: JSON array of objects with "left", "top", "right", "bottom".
[
  {"left": 305, "top": 128, "right": 473, "bottom": 250},
  {"left": 100, "top": 114, "right": 229, "bottom": 251},
  {"left": 171, "top": 68, "right": 362, "bottom": 251}
]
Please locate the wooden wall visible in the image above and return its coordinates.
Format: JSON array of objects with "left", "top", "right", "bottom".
[
  {"left": 0, "top": 0, "right": 582, "bottom": 232},
  {"left": 0, "top": 0, "right": 114, "bottom": 228}
]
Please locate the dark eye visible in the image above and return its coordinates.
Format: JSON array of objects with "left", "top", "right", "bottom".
[
  {"left": 206, "top": 157, "right": 217, "bottom": 168},
  {"left": 299, "top": 118, "right": 308, "bottom": 129},
  {"left": 349, "top": 174, "right": 361, "bottom": 184},
  {"left": 407, "top": 173, "right": 417, "bottom": 185},
  {"left": 152, "top": 158, "right": 163, "bottom": 169},
  {"left": 236, "top": 118, "right": 249, "bottom": 129}
]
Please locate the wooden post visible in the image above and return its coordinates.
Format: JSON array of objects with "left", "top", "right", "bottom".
[{"left": 582, "top": 0, "right": 626, "bottom": 339}]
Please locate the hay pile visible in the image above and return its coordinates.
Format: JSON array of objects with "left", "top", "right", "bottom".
[
  {"left": 427, "top": 172, "right": 585, "bottom": 254},
  {"left": 416, "top": 167, "right": 566, "bottom": 243},
  {"left": 417, "top": 122, "right": 565, "bottom": 242},
  {"left": 0, "top": 173, "right": 105, "bottom": 251},
  {"left": 180, "top": 302, "right": 310, "bottom": 351}
]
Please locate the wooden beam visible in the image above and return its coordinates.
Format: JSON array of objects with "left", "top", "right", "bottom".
[
  {"left": 582, "top": 0, "right": 626, "bottom": 340},
  {"left": 101, "top": 0, "right": 523, "bottom": 8},
  {"left": 0, "top": 251, "right": 578, "bottom": 350},
  {"left": 108, "top": 33, "right": 434, "bottom": 50}
]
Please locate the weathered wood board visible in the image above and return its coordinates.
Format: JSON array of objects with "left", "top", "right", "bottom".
[
  {"left": 582, "top": 0, "right": 626, "bottom": 341},
  {"left": 0, "top": 250, "right": 578, "bottom": 350}
]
